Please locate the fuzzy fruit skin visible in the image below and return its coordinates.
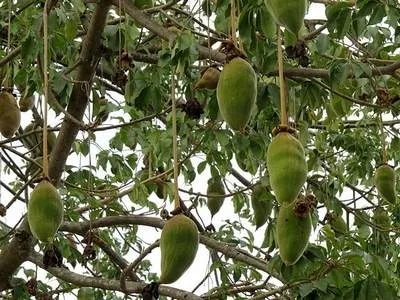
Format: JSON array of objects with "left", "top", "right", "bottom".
[
  {"left": 276, "top": 202, "right": 311, "bottom": 265},
  {"left": 0, "top": 92, "right": 21, "bottom": 138},
  {"left": 28, "top": 181, "right": 63, "bottom": 243},
  {"left": 267, "top": 132, "right": 307, "bottom": 204},
  {"left": 23, "top": 123, "right": 57, "bottom": 155},
  {"left": 19, "top": 95, "right": 35, "bottom": 112},
  {"left": 217, "top": 57, "right": 257, "bottom": 131},
  {"left": 374, "top": 164, "right": 397, "bottom": 204},
  {"left": 373, "top": 207, "right": 390, "bottom": 227},
  {"left": 265, "top": 0, "right": 307, "bottom": 37},
  {"left": 328, "top": 214, "right": 347, "bottom": 235},
  {"left": 160, "top": 215, "right": 199, "bottom": 284},
  {"left": 195, "top": 67, "right": 220, "bottom": 90},
  {"left": 251, "top": 184, "right": 273, "bottom": 229},
  {"left": 207, "top": 178, "right": 225, "bottom": 216}
]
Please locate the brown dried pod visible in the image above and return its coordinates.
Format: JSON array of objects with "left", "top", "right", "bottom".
[{"left": 19, "top": 95, "right": 35, "bottom": 112}]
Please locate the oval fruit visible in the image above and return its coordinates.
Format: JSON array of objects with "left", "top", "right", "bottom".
[
  {"left": 160, "top": 214, "right": 199, "bottom": 284},
  {"left": 19, "top": 95, "right": 35, "bottom": 112},
  {"left": 0, "top": 92, "right": 21, "bottom": 138},
  {"left": 265, "top": 0, "right": 307, "bottom": 37},
  {"left": 195, "top": 67, "right": 220, "bottom": 90},
  {"left": 207, "top": 178, "right": 225, "bottom": 217},
  {"left": 276, "top": 201, "right": 311, "bottom": 265},
  {"left": 23, "top": 123, "right": 57, "bottom": 155},
  {"left": 217, "top": 57, "right": 257, "bottom": 131},
  {"left": 374, "top": 164, "right": 397, "bottom": 204},
  {"left": 267, "top": 132, "right": 307, "bottom": 204},
  {"left": 251, "top": 183, "right": 273, "bottom": 229},
  {"left": 28, "top": 180, "right": 63, "bottom": 243},
  {"left": 373, "top": 207, "right": 390, "bottom": 227},
  {"left": 327, "top": 213, "right": 347, "bottom": 236}
]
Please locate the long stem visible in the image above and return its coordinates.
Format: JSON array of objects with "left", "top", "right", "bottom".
[
  {"left": 230, "top": 0, "right": 238, "bottom": 47},
  {"left": 42, "top": 0, "right": 50, "bottom": 179},
  {"left": 379, "top": 114, "right": 387, "bottom": 163},
  {"left": 277, "top": 27, "right": 288, "bottom": 127},
  {"left": 171, "top": 74, "right": 179, "bottom": 209}
]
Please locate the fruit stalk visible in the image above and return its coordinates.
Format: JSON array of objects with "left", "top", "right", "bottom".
[
  {"left": 379, "top": 114, "right": 387, "bottom": 163},
  {"left": 277, "top": 27, "right": 288, "bottom": 127},
  {"left": 171, "top": 74, "right": 180, "bottom": 209},
  {"left": 42, "top": 1, "right": 50, "bottom": 179},
  {"left": 230, "top": 0, "right": 238, "bottom": 48}
]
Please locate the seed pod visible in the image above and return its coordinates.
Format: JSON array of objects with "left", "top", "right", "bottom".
[
  {"left": 195, "top": 67, "right": 220, "bottom": 90},
  {"left": 22, "top": 123, "right": 57, "bottom": 155},
  {"left": 160, "top": 214, "right": 199, "bottom": 284},
  {"left": 19, "top": 95, "right": 35, "bottom": 112},
  {"left": 326, "top": 212, "right": 347, "bottom": 236},
  {"left": 251, "top": 183, "right": 273, "bottom": 229},
  {"left": 26, "top": 156, "right": 44, "bottom": 178},
  {"left": 217, "top": 57, "right": 257, "bottom": 131},
  {"left": 264, "top": 0, "right": 307, "bottom": 37},
  {"left": 276, "top": 200, "right": 311, "bottom": 265},
  {"left": 207, "top": 178, "right": 225, "bottom": 217},
  {"left": 373, "top": 207, "right": 390, "bottom": 227},
  {"left": 267, "top": 131, "right": 307, "bottom": 204},
  {"left": 0, "top": 92, "right": 21, "bottom": 138},
  {"left": 374, "top": 164, "right": 397, "bottom": 204},
  {"left": 28, "top": 180, "right": 63, "bottom": 243}
]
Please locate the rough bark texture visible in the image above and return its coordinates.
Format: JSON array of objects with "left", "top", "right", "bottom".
[{"left": 0, "top": 1, "right": 112, "bottom": 291}]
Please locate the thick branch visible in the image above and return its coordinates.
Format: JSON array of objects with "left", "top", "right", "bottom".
[{"left": 28, "top": 252, "right": 202, "bottom": 300}]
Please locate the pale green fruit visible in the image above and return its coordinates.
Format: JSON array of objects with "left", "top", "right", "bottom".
[
  {"left": 267, "top": 132, "right": 307, "bottom": 204},
  {"left": 0, "top": 92, "right": 21, "bottom": 138},
  {"left": 207, "top": 178, "right": 225, "bottom": 216},
  {"left": 251, "top": 183, "right": 273, "bottom": 229},
  {"left": 217, "top": 57, "right": 257, "bottom": 131},
  {"left": 374, "top": 164, "right": 397, "bottom": 204},
  {"left": 160, "top": 215, "right": 199, "bottom": 284}
]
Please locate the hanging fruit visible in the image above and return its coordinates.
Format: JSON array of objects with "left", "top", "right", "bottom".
[
  {"left": 267, "top": 131, "right": 307, "bottom": 204},
  {"left": 216, "top": 57, "right": 257, "bottom": 131},
  {"left": 19, "top": 95, "right": 35, "bottom": 112},
  {"left": 264, "top": 0, "right": 308, "bottom": 37},
  {"left": 207, "top": 177, "right": 225, "bottom": 217},
  {"left": 23, "top": 123, "right": 57, "bottom": 155},
  {"left": 195, "top": 67, "right": 220, "bottom": 90},
  {"left": 373, "top": 207, "right": 390, "bottom": 228},
  {"left": 159, "top": 214, "right": 199, "bottom": 284},
  {"left": 374, "top": 164, "right": 397, "bottom": 204},
  {"left": 251, "top": 183, "right": 273, "bottom": 229},
  {"left": 276, "top": 197, "right": 312, "bottom": 265},
  {"left": 0, "top": 91, "right": 21, "bottom": 138},
  {"left": 326, "top": 212, "right": 347, "bottom": 236},
  {"left": 28, "top": 180, "right": 63, "bottom": 243}
]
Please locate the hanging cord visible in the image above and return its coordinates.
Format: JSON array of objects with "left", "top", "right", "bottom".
[
  {"left": 42, "top": 0, "right": 50, "bottom": 179},
  {"left": 230, "top": 0, "right": 238, "bottom": 48},
  {"left": 379, "top": 114, "right": 387, "bottom": 163},
  {"left": 277, "top": 27, "right": 288, "bottom": 127},
  {"left": 171, "top": 74, "right": 180, "bottom": 210}
]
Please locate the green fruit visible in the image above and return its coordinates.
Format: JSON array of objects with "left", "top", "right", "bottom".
[
  {"left": 77, "top": 287, "right": 95, "bottom": 300},
  {"left": 0, "top": 92, "right": 21, "bottom": 138},
  {"left": 28, "top": 180, "right": 63, "bottom": 243},
  {"left": 374, "top": 164, "right": 397, "bottom": 204},
  {"left": 251, "top": 183, "right": 273, "bottom": 229},
  {"left": 19, "top": 95, "right": 35, "bottom": 112},
  {"left": 267, "top": 132, "right": 307, "bottom": 204},
  {"left": 23, "top": 123, "right": 57, "bottom": 155},
  {"left": 207, "top": 178, "right": 225, "bottom": 216},
  {"left": 195, "top": 67, "right": 220, "bottom": 90},
  {"left": 217, "top": 57, "right": 257, "bottom": 131},
  {"left": 134, "top": 0, "right": 153, "bottom": 9},
  {"left": 327, "top": 213, "right": 347, "bottom": 235},
  {"left": 26, "top": 156, "right": 44, "bottom": 178},
  {"left": 276, "top": 201, "right": 311, "bottom": 265},
  {"left": 373, "top": 207, "right": 390, "bottom": 227},
  {"left": 265, "top": 0, "right": 307, "bottom": 37},
  {"left": 160, "top": 215, "right": 199, "bottom": 284}
]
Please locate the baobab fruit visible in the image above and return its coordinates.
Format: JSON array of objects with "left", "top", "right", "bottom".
[
  {"left": 195, "top": 67, "right": 220, "bottom": 90},
  {"left": 19, "top": 95, "right": 35, "bottom": 112},
  {"left": 217, "top": 57, "right": 257, "bottom": 131},
  {"left": 0, "top": 91, "right": 21, "bottom": 138},
  {"left": 373, "top": 207, "right": 390, "bottom": 228},
  {"left": 159, "top": 214, "right": 199, "bottom": 284},
  {"left": 265, "top": 0, "right": 307, "bottom": 37},
  {"left": 251, "top": 183, "right": 273, "bottom": 229},
  {"left": 374, "top": 164, "right": 397, "bottom": 204},
  {"left": 326, "top": 212, "right": 347, "bottom": 236},
  {"left": 207, "top": 177, "right": 225, "bottom": 217},
  {"left": 28, "top": 180, "right": 63, "bottom": 243},
  {"left": 134, "top": 0, "right": 153, "bottom": 9},
  {"left": 23, "top": 123, "right": 57, "bottom": 155},
  {"left": 27, "top": 156, "right": 44, "bottom": 178},
  {"left": 267, "top": 131, "right": 307, "bottom": 204},
  {"left": 276, "top": 199, "right": 311, "bottom": 265}
]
